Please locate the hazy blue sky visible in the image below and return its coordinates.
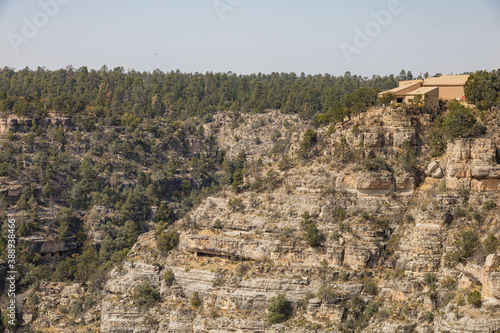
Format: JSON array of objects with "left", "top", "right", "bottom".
[{"left": 0, "top": 0, "right": 499, "bottom": 76}]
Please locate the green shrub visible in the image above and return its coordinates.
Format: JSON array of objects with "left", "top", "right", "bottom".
[
  {"left": 363, "top": 282, "right": 377, "bottom": 295},
  {"left": 464, "top": 70, "right": 500, "bottom": 110},
  {"left": 163, "top": 269, "right": 175, "bottom": 286},
  {"left": 69, "top": 299, "right": 83, "bottom": 317},
  {"left": 423, "top": 273, "right": 437, "bottom": 286},
  {"left": 442, "top": 101, "right": 481, "bottom": 140},
  {"left": 453, "top": 206, "right": 466, "bottom": 218},
  {"left": 397, "top": 140, "right": 418, "bottom": 173},
  {"left": 352, "top": 123, "right": 361, "bottom": 135},
  {"left": 121, "top": 113, "right": 140, "bottom": 131},
  {"left": 267, "top": 293, "right": 293, "bottom": 324},
  {"left": 210, "top": 310, "right": 219, "bottom": 319},
  {"left": 84, "top": 296, "right": 95, "bottom": 308},
  {"left": 428, "top": 102, "right": 485, "bottom": 156},
  {"left": 269, "top": 139, "right": 290, "bottom": 157},
  {"left": 404, "top": 213, "right": 415, "bottom": 224},
  {"left": 54, "top": 258, "right": 77, "bottom": 282},
  {"left": 214, "top": 219, "right": 222, "bottom": 229},
  {"left": 5, "top": 131, "right": 15, "bottom": 141},
  {"left": 2, "top": 310, "right": 17, "bottom": 329},
  {"left": 423, "top": 311, "right": 434, "bottom": 322},
  {"left": 459, "top": 231, "right": 479, "bottom": 256},
  {"left": 157, "top": 230, "right": 179, "bottom": 253},
  {"left": 133, "top": 283, "right": 160, "bottom": 308},
  {"left": 304, "top": 223, "right": 321, "bottom": 247},
  {"left": 339, "top": 222, "right": 349, "bottom": 232},
  {"left": 333, "top": 206, "right": 347, "bottom": 222},
  {"left": 437, "top": 178, "right": 448, "bottom": 192},
  {"left": 363, "top": 301, "right": 381, "bottom": 318},
  {"left": 388, "top": 191, "right": 398, "bottom": 200},
  {"left": 297, "top": 129, "right": 317, "bottom": 160},
  {"left": 446, "top": 230, "right": 479, "bottom": 264},
  {"left": 467, "top": 290, "right": 481, "bottom": 308},
  {"left": 483, "top": 234, "right": 499, "bottom": 255},
  {"left": 272, "top": 129, "right": 282, "bottom": 141},
  {"left": 231, "top": 168, "right": 244, "bottom": 191},
  {"left": 360, "top": 211, "right": 370, "bottom": 221},
  {"left": 370, "top": 216, "right": 389, "bottom": 229},
  {"left": 362, "top": 156, "right": 391, "bottom": 171},
  {"left": 428, "top": 117, "right": 446, "bottom": 157},
  {"left": 334, "top": 136, "right": 351, "bottom": 163},
  {"left": 227, "top": 198, "right": 245, "bottom": 211},
  {"left": 457, "top": 187, "right": 470, "bottom": 202},
  {"left": 326, "top": 125, "right": 336, "bottom": 136},
  {"left": 265, "top": 169, "right": 282, "bottom": 189},
  {"left": 470, "top": 210, "right": 481, "bottom": 222},
  {"left": 278, "top": 155, "right": 293, "bottom": 171},
  {"left": 482, "top": 199, "right": 497, "bottom": 211},
  {"left": 190, "top": 291, "right": 201, "bottom": 308},
  {"left": 379, "top": 92, "right": 395, "bottom": 105},
  {"left": 154, "top": 203, "right": 174, "bottom": 229}
]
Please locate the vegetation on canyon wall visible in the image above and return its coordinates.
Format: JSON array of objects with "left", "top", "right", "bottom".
[{"left": 0, "top": 67, "right": 499, "bottom": 331}]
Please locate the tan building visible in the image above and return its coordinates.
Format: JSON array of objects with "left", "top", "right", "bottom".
[
  {"left": 404, "top": 87, "right": 439, "bottom": 108},
  {"left": 378, "top": 74, "right": 469, "bottom": 106},
  {"left": 422, "top": 75, "right": 469, "bottom": 101},
  {"left": 381, "top": 81, "right": 423, "bottom": 103}
]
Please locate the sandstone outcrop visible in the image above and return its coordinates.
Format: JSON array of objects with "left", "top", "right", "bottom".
[{"left": 444, "top": 138, "right": 500, "bottom": 191}]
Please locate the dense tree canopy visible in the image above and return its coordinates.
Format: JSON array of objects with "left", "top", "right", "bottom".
[
  {"left": 464, "top": 69, "right": 500, "bottom": 110},
  {"left": 428, "top": 100, "right": 485, "bottom": 156},
  {"left": 0, "top": 66, "right": 403, "bottom": 121}
]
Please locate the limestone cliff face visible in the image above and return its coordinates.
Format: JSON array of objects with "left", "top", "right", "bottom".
[
  {"left": 101, "top": 231, "right": 326, "bottom": 332},
  {"left": 21, "top": 108, "right": 500, "bottom": 333},
  {"left": 98, "top": 108, "right": 500, "bottom": 333},
  {"left": 444, "top": 138, "right": 500, "bottom": 191}
]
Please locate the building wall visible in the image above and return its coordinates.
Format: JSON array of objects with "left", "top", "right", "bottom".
[
  {"left": 404, "top": 87, "right": 440, "bottom": 108},
  {"left": 436, "top": 86, "right": 466, "bottom": 100},
  {"left": 404, "top": 94, "right": 439, "bottom": 108}
]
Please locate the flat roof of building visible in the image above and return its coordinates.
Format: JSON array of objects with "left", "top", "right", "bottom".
[
  {"left": 423, "top": 75, "right": 470, "bottom": 86},
  {"left": 406, "top": 86, "right": 439, "bottom": 95}
]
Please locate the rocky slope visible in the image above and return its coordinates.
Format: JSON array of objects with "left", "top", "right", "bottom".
[{"left": 14, "top": 107, "right": 500, "bottom": 332}]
